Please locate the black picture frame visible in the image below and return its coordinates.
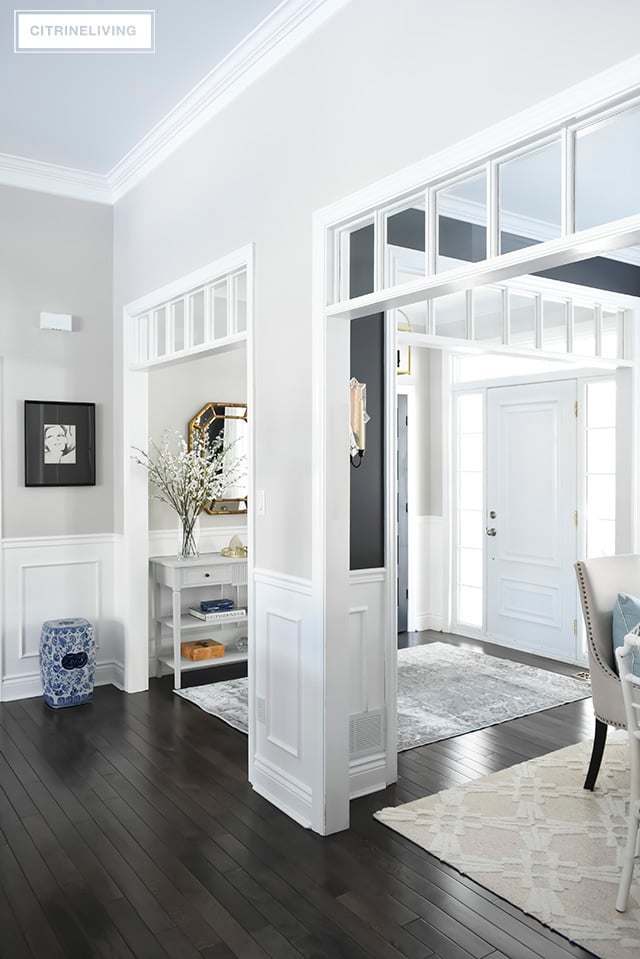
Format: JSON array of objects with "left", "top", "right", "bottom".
[{"left": 25, "top": 401, "right": 96, "bottom": 487}]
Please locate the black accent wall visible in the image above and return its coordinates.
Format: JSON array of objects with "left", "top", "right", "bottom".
[
  {"left": 349, "top": 223, "right": 384, "bottom": 571},
  {"left": 350, "top": 313, "right": 385, "bottom": 570}
]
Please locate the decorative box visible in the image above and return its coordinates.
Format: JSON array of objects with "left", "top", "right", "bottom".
[
  {"left": 180, "top": 639, "right": 225, "bottom": 661},
  {"left": 39, "top": 618, "right": 95, "bottom": 708}
]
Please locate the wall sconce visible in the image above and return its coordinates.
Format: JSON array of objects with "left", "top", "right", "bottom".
[{"left": 349, "top": 377, "right": 369, "bottom": 469}]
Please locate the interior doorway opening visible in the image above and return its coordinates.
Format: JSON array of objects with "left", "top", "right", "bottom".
[{"left": 399, "top": 337, "right": 631, "bottom": 668}]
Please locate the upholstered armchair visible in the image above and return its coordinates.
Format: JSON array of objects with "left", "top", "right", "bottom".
[{"left": 574, "top": 555, "right": 640, "bottom": 790}]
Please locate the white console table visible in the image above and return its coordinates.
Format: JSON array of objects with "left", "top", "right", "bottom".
[{"left": 150, "top": 552, "right": 248, "bottom": 689}]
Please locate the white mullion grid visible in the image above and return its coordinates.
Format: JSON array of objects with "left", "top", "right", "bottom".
[
  {"left": 168, "top": 300, "right": 178, "bottom": 354},
  {"left": 486, "top": 160, "right": 499, "bottom": 258},
  {"left": 228, "top": 275, "right": 236, "bottom": 335},
  {"left": 164, "top": 303, "right": 173, "bottom": 356},
  {"left": 338, "top": 229, "right": 350, "bottom": 302},
  {"left": 466, "top": 289, "right": 474, "bottom": 341},
  {"left": 427, "top": 187, "right": 437, "bottom": 276},
  {"left": 330, "top": 227, "right": 341, "bottom": 306},
  {"left": 204, "top": 285, "right": 214, "bottom": 343},
  {"left": 150, "top": 310, "right": 159, "bottom": 362},
  {"left": 146, "top": 313, "right": 155, "bottom": 364},
  {"left": 426, "top": 299, "right": 434, "bottom": 335},
  {"left": 619, "top": 309, "right": 627, "bottom": 360},
  {"left": 137, "top": 314, "right": 148, "bottom": 365},
  {"left": 561, "top": 126, "right": 575, "bottom": 236},
  {"left": 373, "top": 209, "right": 385, "bottom": 292},
  {"left": 501, "top": 287, "right": 509, "bottom": 345},
  {"left": 566, "top": 300, "right": 574, "bottom": 354},
  {"left": 185, "top": 290, "right": 195, "bottom": 350},
  {"left": 535, "top": 294, "right": 543, "bottom": 350},
  {"left": 595, "top": 303, "right": 603, "bottom": 357}
]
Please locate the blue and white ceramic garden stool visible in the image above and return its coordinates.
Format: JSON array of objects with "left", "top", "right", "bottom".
[{"left": 39, "top": 618, "right": 95, "bottom": 708}]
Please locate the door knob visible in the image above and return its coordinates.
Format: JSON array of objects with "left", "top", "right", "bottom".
[
  {"left": 489, "top": 510, "right": 497, "bottom": 519},
  {"left": 486, "top": 527, "right": 497, "bottom": 536}
]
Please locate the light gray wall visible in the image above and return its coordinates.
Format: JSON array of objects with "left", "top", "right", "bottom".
[
  {"left": 0, "top": 186, "right": 113, "bottom": 537},
  {"left": 113, "top": 0, "right": 640, "bottom": 577},
  {"left": 146, "top": 345, "right": 247, "bottom": 530}
]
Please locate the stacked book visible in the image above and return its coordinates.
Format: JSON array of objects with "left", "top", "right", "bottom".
[{"left": 188, "top": 597, "right": 247, "bottom": 623}]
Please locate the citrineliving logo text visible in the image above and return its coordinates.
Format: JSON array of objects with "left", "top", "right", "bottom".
[{"left": 14, "top": 9, "right": 155, "bottom": 51}]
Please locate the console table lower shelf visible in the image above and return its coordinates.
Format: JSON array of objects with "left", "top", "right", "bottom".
[
  {"left": 157, "top": 647, "right": 248, "bottom": 673},
  {"left": 150, "top": 552, "right": 249, "bottom": 689}
]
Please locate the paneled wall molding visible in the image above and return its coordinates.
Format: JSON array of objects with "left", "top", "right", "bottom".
[
  {"left": 349, "top": 568, "right": 386, "bottom": 584},
  {"left": 346, "top": 573, "right": 393, "bottom": 799},
  {"left": 2, "top": 532, "right": 117, "bottom": 550},
  {"left": 254, "top": 567, "right": 313, "bottom": 595},
  {"left": 1, "top": 533, "right": 119, "bottom": 702},
  {"left": 253, "top": 570, "right": 317, "bottom": 828}
]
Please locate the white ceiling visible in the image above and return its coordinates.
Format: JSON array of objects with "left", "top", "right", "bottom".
[{"left": 1, "top": 0, "right": 283, "bottom": 173}]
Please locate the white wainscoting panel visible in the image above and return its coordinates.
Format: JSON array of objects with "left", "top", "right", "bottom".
[
  {"left": 348, "top": 568, "right": 391, "bottom": 799},
  {"left": 1, "top": 534, "right": 120, "bottom": 701},
  {"left": 266, "top": 609, "right": 301, "bottom": 757},
  {"left": 412, "top": 516, "right": 445, "bottom": 632},
  {"left": 252, "top": 568, "right": 314, "bottom": 828}
]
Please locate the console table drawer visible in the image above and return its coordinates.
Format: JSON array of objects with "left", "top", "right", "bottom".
[{"left": 182, "top": 564, "right": 232, "bottom": 586}]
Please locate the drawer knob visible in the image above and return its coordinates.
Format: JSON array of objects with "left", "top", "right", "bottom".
[{"left": 204, "top": 573, "right": 210, "bottom": 578}]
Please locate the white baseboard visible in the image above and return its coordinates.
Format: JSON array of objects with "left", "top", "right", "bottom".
[
  {"left": 349, "top": 752, "right": 388, "bottom": 799},
  {"left": 413, "top": 612, "right": 443, "bottom": 632},
  {"left": 251, "top": 755, "right": 313, "bottom": 829},
  {"left": 0, "top": 660, "right": 125, "bottom": 703}
]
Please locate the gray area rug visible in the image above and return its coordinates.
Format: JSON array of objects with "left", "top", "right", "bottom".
[
  {"left": 175, "top": 641, "right": 590, "bottom": 749},
  {"left": 375, "top": 736, "right": 637, "bottom": 959}
]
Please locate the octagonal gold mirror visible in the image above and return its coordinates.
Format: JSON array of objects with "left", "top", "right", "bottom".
[{"left": 188, "top": 402, "right": 248, "bottom": 515}]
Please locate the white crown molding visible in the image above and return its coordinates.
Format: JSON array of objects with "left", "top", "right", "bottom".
[
  {"left": 0, "top": 152, "right": 112, "bottom": 204},
  {"left": 108, "top": 0, "right": 351, "bottom": 202},
  {"left": 0, "top": 0, "right": 349, "bottom": 205}
]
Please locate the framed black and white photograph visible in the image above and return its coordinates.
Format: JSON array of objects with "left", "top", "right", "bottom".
[{"left": 25, "top": 401, "right": 96, "bottom": 487}]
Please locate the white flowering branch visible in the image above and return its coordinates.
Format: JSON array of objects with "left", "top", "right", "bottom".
[{"left": 131, "top": 430, "right": 246, "bottom": 556}]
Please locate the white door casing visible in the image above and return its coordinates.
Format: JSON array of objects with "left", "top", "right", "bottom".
[{"left": 486, "top": 380, "right": 578, "bottom": 661}]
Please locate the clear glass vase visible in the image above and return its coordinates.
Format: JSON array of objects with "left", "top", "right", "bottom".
[{"left": 177, "top": 515, "right": 200, "bottom": 560}]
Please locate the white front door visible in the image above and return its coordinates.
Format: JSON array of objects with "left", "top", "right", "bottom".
[{"left": 486, "top": 380, "right": 578, "bottom": 661}]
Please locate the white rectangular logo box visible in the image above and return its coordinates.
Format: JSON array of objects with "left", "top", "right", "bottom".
[{"left": 15, "top": 9, "right": 155, "bottom": 52}]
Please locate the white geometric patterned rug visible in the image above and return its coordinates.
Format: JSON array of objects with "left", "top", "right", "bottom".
[
  {"left": 375, "top": 737, "right": 639, "bottom": 959},
  {"left": 175, "top": 641, "right": 589, "bottom": 749}
]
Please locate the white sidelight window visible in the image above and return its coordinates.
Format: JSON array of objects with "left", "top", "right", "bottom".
[
  {"left": 584, "top": 379, "right": 617, "bottom": 558},
  {"left": 454, "top": 391, "right": 484, "bottom": 629}
]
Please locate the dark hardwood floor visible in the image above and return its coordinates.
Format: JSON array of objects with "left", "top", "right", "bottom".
[{"left": 0, "top": 633, "right": 598, "bottom": 959}]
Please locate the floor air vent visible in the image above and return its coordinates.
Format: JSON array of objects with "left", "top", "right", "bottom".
[{"left": 349, "top": 708, "right": 385, "bottom": 757}]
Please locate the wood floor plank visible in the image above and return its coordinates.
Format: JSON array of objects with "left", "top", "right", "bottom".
[{"left": 0, "top": 635, "right": 601, "bottom": 959}]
